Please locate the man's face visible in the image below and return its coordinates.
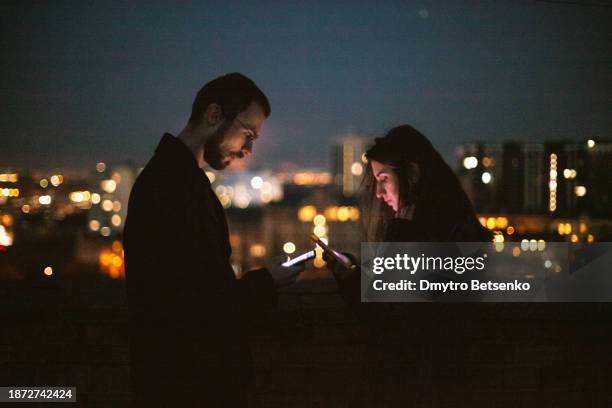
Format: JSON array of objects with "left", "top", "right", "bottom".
[{"left": 204, "top": 102, "right": 266, "bottom": 170}]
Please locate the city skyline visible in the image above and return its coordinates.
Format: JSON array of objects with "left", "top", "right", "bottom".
[{"left": 3, "top": 1, "right": 611, "bottom": 168}]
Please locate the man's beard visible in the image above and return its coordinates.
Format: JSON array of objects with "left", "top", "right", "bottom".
[{"left": 203, "top": 121, "right": 232, "bottom": 170}]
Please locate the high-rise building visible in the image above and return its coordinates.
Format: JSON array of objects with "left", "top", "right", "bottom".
[
  {"left": 522, "top": 143, "right": 545, "bottom": 213},
  {"left": 456, "top": 139, "right": 611, "bottom": 218},
  {"left": 330, "top": 134, "right": 370, "bottom": 196},
  {"left": 583, "top": 140, "right": 612, "bottom": 218}
]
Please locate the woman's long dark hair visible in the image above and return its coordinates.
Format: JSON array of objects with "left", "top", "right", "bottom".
[{"left": 363, "top": 125, "right": 492, "bottom": 242}]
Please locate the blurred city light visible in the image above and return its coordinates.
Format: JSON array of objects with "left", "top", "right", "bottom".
[
  {"left": 283, "top": 242, "right": 296, "bottom": 254},
  {"left": 260, "top": 191, "right": 273, "bottom": 203},
  {"left": 313, "top": 214, "right": 326, "bottom": 226},
  {"left": 324, "top": 207, "right": 338, "bottom": 221},
  {"left": 529, "top": 239, "right": 537, "bottom": 251},
  {"left": 0, "top": 189, "right": 19, "bottom": 197},
  {"left": 298, "top": 205, "right": 317, "bottom": 222},
  {"left": 249, "top": 244, "right": 266, "bottom": 258},
  {"left": 481, "top": 172, "right": 492, "bottom": 184},
  {"left": 313, "top": 225, "right": 326, "bottom": 238},
  {"left": 235, "top": 194, "right": 251, "bottom": 209},
  {"left": 219, "top": 194, "right": 231, "bottom": 208},
  {"left": 0, "top": 225, "right": 13, "bottom": 247},
  {"left": 549, "top": 153, "right": 558, "bottom": 212},
  {"left": 0, "top": 173, "right": 18, "bottom": 183},
  {"left": 563, "top": 169, "right": 577, "bottom": 179},
  {"left": 70, "top": 192, "right": 84, "bottom": 203},
  {"left": 495, "top": 217, "right": 508, "bottom": 229},
  {"left": 337, "top": 206, "right": 350, "bottom": 222},
  {"left": 50, "top": 175, "right": 63, "bottom": 186},
  {"left": 39, "top": 195, "right": 52, "bottom": 205},
  {"left": 486, "top": 217, "right": 496, "bottom": 230},
  {"left": 101, "top": 179, "right": 117, "bottom": 193},
  {"left": 463, "top": 156, "right": 478, "bottom": 170},
  {"left": 101, "top": 200, "right": 114, "bottom": 211},
  {"left": 250, "top": 176, "right": 263, "bottom": 189},
  {"left": 69, "top": 191, "right": 91, "bottom": 203},
  {"left": 99, "top": 241, "right": 125, "bottom": 279},
  {"left": 558, "top": 223, "right": 572, "bottom": 235},
  {"left": 111, "top": 214, "right": 122, "bottom": 227},
  {"left": 293, "top": 172, "right": 332, "bottom": 186},
  {"left": 520, "top": 239, "right": 529, "bottom": 251},
  {"left": 1, "top": 214, "right": 13, "bottom": 227}
]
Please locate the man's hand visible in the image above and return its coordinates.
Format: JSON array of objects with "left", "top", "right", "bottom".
[{"left": 265, "top": 256, "right": 305, "bottom": 288}]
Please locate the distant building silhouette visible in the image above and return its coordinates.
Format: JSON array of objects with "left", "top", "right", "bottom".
[
  {"left": 456, "top": 139, "right": 611, "bottom": 218},
  {"left": 330, "top": 134, "right": 370, "bottom": 196}
]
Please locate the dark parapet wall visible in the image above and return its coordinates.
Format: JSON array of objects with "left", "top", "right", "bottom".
[{"left": 2, "top": 279, "right": 612, "bottom": 407}]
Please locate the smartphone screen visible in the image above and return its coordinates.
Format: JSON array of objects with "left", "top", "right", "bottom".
[
  {"left": 309, "top": 235, "right": 356, "bottom": 269},
  {"left": 282, "top": 250, "right": 316, "bottom": 267}
]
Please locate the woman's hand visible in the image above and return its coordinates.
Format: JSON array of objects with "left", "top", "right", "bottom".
[{"left": 324, "top": 251, "right": 357, "bottom": 281}]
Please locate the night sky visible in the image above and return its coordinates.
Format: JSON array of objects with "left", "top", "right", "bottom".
[{"left": 2, "top": 1, "right": 611, "bottom": 170}]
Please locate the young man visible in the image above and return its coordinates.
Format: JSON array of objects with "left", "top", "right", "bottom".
[{"left": 123, "top": 73, "right": 302, "bottom": 406}]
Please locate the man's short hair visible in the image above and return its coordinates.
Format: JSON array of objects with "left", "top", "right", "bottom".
[{"left": 188, "top": 73, "right": 271, "bottom": 126}]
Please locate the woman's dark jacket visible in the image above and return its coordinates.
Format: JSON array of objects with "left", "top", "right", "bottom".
[{"left": 334, "top": 215, "right": 491, "bottom": 407}]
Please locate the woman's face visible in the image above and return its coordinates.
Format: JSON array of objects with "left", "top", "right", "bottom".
[{"left": 370, "top": 160, "right": 400, "bottom": 212}]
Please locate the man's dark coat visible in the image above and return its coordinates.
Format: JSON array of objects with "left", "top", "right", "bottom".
[{"left": 124, "top": 134, "right": 276, "bottom": 406}]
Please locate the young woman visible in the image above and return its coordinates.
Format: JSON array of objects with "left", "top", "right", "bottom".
[
  {"left": 362, "top": 124, "right": 491, "bottom": 243},
  {"left": 331, "top": 124, "right": 492, "bottom": 295},
  {"left": 328, "top": 124, "right": 492, "bottom": 406}
]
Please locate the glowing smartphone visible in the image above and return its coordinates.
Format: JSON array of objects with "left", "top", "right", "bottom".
[
  {"left": 282, "top": 250, "right": 316, "bottom": 267},
  {"left": 309, "top": 234, "right": 356, "bottom": 270}
]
